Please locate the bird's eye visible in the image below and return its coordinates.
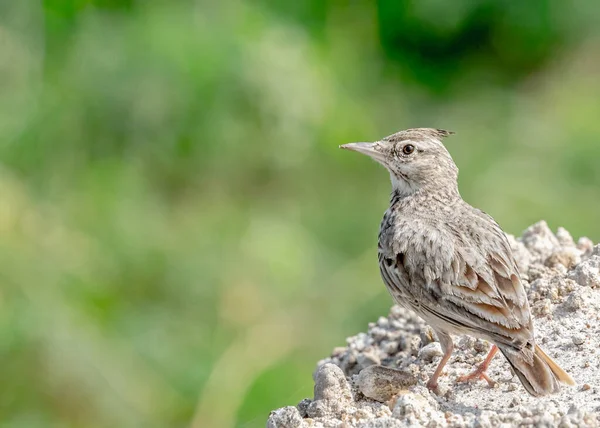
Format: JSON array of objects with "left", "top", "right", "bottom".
[{"left": 402, "top": 144, "right": 415, "bottom": 155}]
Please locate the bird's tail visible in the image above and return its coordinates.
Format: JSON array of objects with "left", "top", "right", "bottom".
[{"left": 500, "top": 344, "right": 575, "bottom": 397}]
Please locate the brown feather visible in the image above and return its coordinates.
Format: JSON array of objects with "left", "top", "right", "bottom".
[
  {"left": 500, "top": 344, "right": 575, "bottom": 397},
  {"left": 534, "top": 344, "right": 576, "bottom": 386}
]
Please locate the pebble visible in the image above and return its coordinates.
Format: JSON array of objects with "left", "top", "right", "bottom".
[
  {"left": 377, "top": 316, "right": 389, "bottom": 328},
  {"left": 419, "top": 326, "right": 435, "bottom": 346},
  {"left": 508, "top": 396, "right": 521, "bottom": 408},
  {"left": 577, "top": 237, "right": 594, "bottom": 254},
  {"left": 355, "top": 365, "right": 417, "bottom": 403},
  {"left": 267, "top": 406, "right": 304, "bottom": 428},
  {"left": 473, "top": 339, "right": 490, "bottom": 354},
  {"left": 307, "top": 363, "right": 352, "bottom": 418},
  {"left": 382, "top": 340, "right": 399, "bottom": 355},
  {"left": 391, "top": 392, "right": 430, "bottom": 419},
  {"left": 357, "top": 350, "right": 381, "bottom": 370},
  {"left": 457, "top": 335, "right": 476, "bottom": 350},
  {"left": 533, "top": 298, "right": 552, "bottom": 315},
  {"left": 572, "top": 333, "right": 586, "bottom": 346},
  {"left": 350, "top": 333, "right": 371, "bottom": 352},
  {"left": 568, "top": 256, "right": 600, "bottom": 288},
  {"left": 546, "top": 247, "right": 579, "bottom": 269},
  {"left": 556, "top": 227, "right": 575, "bottom": 247},
  {"left": 312, "top": 363, "right": 352, "bottom": 402},
  {"left": 370, "top": 327, "right": 389, "bottom": 341},
  {"left": 332, "top": 347, "right": 347, "bottom": 357},
  {"left": 521, "top": 221, "right": 561, "bottom": 259},
  {"left": 408, "top": 336, "right": 421, "bottom": 356},
  {"left": 417, "top": 342, "right": 443, "bottom": 363},
  {"left": 563, "top": 287, "right": 594, "bottom": 311}
]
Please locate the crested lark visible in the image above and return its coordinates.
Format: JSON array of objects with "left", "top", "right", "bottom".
[{"left": 340, "top": 128, "right": 574, "bottom": 396}]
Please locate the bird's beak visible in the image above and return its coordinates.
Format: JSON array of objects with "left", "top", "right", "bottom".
[{"left": 339, "top": 142, "right": 387, "bottom": 165}]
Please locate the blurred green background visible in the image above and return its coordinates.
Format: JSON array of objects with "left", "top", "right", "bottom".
[{"left": 1, "top": 1, "right": 600, "bottom": 427}]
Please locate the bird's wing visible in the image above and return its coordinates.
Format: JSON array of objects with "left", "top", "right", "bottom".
[{"left": 380, "top": 213, "right": 534, "bottom": 352}]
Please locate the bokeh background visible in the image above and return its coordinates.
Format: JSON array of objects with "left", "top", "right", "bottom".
[{"left": 1, "top": 1, "right": 600, "bottom": 427}]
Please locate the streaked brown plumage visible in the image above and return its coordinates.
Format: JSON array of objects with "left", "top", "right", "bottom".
[{"left": 341, "top": 128, "right": 575, "bottom": 396}]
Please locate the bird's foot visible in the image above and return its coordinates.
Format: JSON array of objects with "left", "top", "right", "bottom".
[
  {"left": 457, "top": 344, "right": 499, "bottom": 388},
  {"left": 426, "top": 379, "right": 441, "bottom": 395},
  {"left": 457, "top": 365, "right": 497, "bottom": 388}
]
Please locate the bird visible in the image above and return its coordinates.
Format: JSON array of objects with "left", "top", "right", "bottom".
[{"left": 340, "top": 128, "right": 575, "bottom": 396}]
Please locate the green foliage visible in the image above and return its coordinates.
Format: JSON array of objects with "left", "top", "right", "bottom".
[{"left": 0, "top": 1, "right": 599, "bottom": 427}]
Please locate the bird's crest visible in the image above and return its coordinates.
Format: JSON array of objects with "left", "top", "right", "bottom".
[
  {"left": 433, "top": 129, "right": 454, "bottom": 138},
  {"left": 385, "top": 128, "right": 454, "bottom": 143}
]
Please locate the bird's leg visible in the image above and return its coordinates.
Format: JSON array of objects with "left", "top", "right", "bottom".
[
  {"left": 457, "top": 344, "right": 498, "bottom": 387},
  {"left": 426, "top": 332, "right": 453, "bottom": 394}
]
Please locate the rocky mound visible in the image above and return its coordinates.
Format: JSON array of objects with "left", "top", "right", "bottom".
[{"left": 267, "top": 222, "right": 600, "bottom": 427}]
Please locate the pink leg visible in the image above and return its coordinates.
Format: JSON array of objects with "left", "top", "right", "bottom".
[
  {"left": 426, "top": 332, "right": 453, "bottom": 394},
  {"left": 457, "top": 344, "right": 499, "bottom": 387}
]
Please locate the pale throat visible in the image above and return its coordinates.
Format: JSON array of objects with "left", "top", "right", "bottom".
[
  {"left": 389, "top": 172, "right": 460, "bottom": 200},
  {"left": 390, "top": 173, "right": 418, "bottom": 197}
]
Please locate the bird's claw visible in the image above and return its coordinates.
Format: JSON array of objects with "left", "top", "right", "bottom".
[{"left": 457, "top": 368, "right": 497, "bottom": 388}]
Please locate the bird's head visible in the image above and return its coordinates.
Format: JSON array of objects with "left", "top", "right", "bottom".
[{"left": 340, "top": 128, "right": 459, "bottom": 197}]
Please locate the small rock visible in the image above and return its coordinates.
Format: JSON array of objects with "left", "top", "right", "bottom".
[
  {"left": 563, "top": 287, "right": 594, "bottom": 311},
  {"left": 581, "top": 384, "right": 591, "bottom": 391},
  {"left": 554, "top": 263, "right": 568, "bottom": 275},
  {"left": 556, "top": 227, "right": 575, "bottom": 247},
  {"left": 336, "top": 349, "right": 356, "bottom": 367},
  {"left": 508, "top": 396, "right": 521, "bottom": 408},
  {"left": 546, "top": 248, "right": 579, "bottom": 269},
  {"left": 419, "top": 326, "right": 436, "bottom": 346},
  {"left": 309, "top": 364, "right": 353, "bottom": 417},
  {"left": 357, "top": 417, "right": 403, "bottom": 427},
  {"left": 390, "top": 305, "right": 407, "bottom": 319},
  {"left": 521, "top": 221, "right": 561, "bottom": 260},
  {"left": 568, "top": 256, "right": 600, "bottom": 288},
  {"left": 370, "top": 327, "right": 388, "bottom": 341},
  {"left": 305, "top": 400, "right": 329, "bottom": 419},
  {"left": 577, "top": 237, "right": 594, "bottom": 254},
  {"left": 382, "top": 341, "right": 399, "bottom": 355},
  {"left": 559, "top": 415, "right": 574, "bottom": 428},
  {"left": 312, "top": 363, "right": 352, "bottom": 403},
  {"left": 355, "top": 365, "right": 417, "bottom": 403},
  {"left": 296, "top": 399, "right": 311, "bottom": 418},
  {"left": 376, "top": 316, "right": 389, "bottom": 328},
  {"left": 357, "top": 350, "right": 381, "bottom": 370},
  {"left": 350, "top": 333, "right": 371, "bottom": 352},
  {"left": 396, "top": 336, "right": 408, "bottom": 352},
  {"left": 533, "top": 298, "right": 552, "bottom": 315},
  {"left": 474, "top": 339, "right": 490, "bottom": 354},
  {"left": 572, "top": 334, "right": 586, "bottom": 346},
  {"left": 458, "top": 336, "right": 476, "bottom": 351},
  {"left": 267, "top": 406, "right": 304, "bottom": 428},
  {"left": 408, "top": 336, "right": 421, "bottom": 356},
  {"left": 331, "top": 347, "right": 347, "bottom": 357},
  {"left": 418, "top": 343, "right": 443, "bottom": 363},
  {"left": 507, "top": 383, "right": 518, "bottom": 392},
  {"left": 406, "top": 363, "right": 421, "bottom": 377},
  {"left": 392, "top": 392, "right": 431, "bottom": 419}
]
